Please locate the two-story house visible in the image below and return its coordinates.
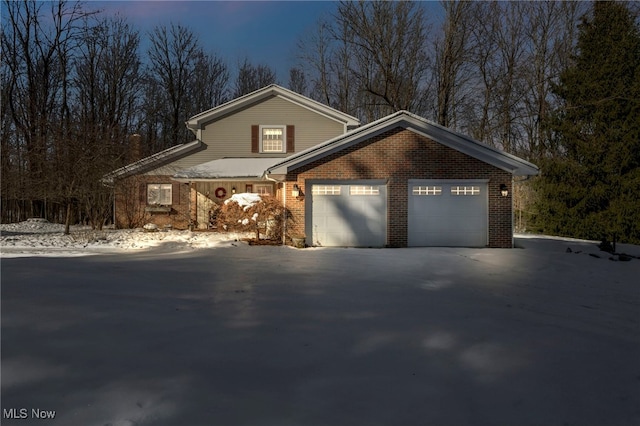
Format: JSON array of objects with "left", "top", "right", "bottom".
[
  {"left": 106, "top": 85, "right": 359, "bottom": 232},
  {"left": 107, "top": 84, "right": 538, "bottom": 248}
]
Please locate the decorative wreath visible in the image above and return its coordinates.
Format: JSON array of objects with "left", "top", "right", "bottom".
[{"left": 214, "top": 187, "right": 227, "bottom": 199}]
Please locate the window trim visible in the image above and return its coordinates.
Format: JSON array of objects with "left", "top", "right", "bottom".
[
  {"left": 255, "top": 184, "right": 273, "bottom": 196},
  {"left": 147, "top": 183, "right": 173, "bottom": 205},
  {"left": 259, "top": 125, "right": 286, "bottom": 153}
]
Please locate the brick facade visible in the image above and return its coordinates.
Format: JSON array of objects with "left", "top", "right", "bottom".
[
  {"left": 284, "top": 127, "right": 513, "bottom": 248},
  {"left": 114, "top": 175, "right": 190, "bottom": 230}
]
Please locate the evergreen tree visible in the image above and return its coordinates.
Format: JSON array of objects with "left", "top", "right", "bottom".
[{"left": 533, "top": 1, "right": 640, "bottom": 244}]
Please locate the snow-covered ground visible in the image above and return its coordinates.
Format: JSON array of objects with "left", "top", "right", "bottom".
[
  {"left": 2, "top": 219, "right": 639, "bottom": 425},
  {"left": 0, "top": 218, "right": 252, "bottom": 257},
  {"left": 2, "top": 218, "right": 640, "bottom": 260}
]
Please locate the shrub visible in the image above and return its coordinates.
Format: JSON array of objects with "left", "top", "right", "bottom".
[{"left": 216, "top": 194, "right": 290, "bottom": 241}]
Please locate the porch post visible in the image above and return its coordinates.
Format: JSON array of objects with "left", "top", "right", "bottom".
[{"left": 282, "top": 181, "right": 287, "bottom": 245}]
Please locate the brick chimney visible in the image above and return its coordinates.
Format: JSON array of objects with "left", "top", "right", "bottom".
[{"left": 129, "top": 133, "right": 142, "bottom": 162}]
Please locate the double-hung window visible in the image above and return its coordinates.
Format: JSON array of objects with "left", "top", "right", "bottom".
[
  {"left": 261, "top": 126, "right": 285, "bottom": 153},
  {"left": 147, "top": 184, "right": 172, "bottom": 205},
  {"left": 252, "top": 124, "right": 294, "bottom": 154},
  {"left": 255, "top": 184, "right": 273, "bottom": 196}
]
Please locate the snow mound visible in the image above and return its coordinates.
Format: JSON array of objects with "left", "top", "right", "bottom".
[{"left": 0, "top": 218, "right": 68, "bottom": 234}]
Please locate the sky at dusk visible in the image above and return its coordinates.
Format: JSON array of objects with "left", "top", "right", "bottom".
[{"left": 91, "top": 1, "right": 341, "bottom": 82}]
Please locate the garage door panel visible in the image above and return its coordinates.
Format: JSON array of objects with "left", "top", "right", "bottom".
[
  {"left": 311, "top": 183, "right": 386, "bottom": 247},
  {"left": 409, "top": 181, "right": 488, "bottom": 247}
]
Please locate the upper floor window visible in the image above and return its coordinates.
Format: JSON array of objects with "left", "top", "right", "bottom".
[
  {"left": 261, "top": 126, "right": 285, "bottom": 153},
  {"left": 252, "top": 125, "right": 294, "bottom": 154}
]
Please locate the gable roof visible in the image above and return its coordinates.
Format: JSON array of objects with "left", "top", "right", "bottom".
[
  {"left": 186, "top": 84, "right": 360, "bottom": 133},
  {"left": 266, "top": 111, "right": 539, "bottom": 177},
  {"left": 103, "top": 140, "right": 204, "bottom": 184}
]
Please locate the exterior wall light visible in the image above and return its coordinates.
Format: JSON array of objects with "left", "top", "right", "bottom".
[
  {"left": 292, "top": 184, "right": 304, "bottom": 200},
  {"left": 500, "top": 184, "right": 509, "bottom": 197},
  {"left": 232, "top": 186, "right": 236, "bottom": 194}
]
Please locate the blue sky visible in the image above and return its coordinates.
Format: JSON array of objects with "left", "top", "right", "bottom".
[{"left": 92, "top": 1, "right": 341, "bottom": 82}]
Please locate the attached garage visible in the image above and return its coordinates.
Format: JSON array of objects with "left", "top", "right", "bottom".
[
  {"left": 266, "top": 111, "right": 539, "bottom": 248},
  {"left": 308, "top": 181, "right": 387, "bottom": 247},
  {"left": 408, "top": 180, "right": 488, "bottom": 247}
]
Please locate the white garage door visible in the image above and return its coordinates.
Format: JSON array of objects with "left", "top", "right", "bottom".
[
  {"left": 408, "top": 180, "right": 488, "bottom": 247},
  {"left": 310, "top": 182, "right": 387, "bottom": 247}
]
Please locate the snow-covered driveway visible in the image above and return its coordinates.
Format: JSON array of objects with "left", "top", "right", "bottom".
[{"left": 2, "top": 236, "right": 639, "bottom": 426}]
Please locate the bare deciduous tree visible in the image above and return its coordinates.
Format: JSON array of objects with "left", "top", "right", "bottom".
[
  {"left": 2, "top": 0, "right": 94, "bottom": 229},
  {"left": 434, "top": 0, "right": 476, "bottom": 128},
  {"left": 287, "top": 67, "right": 308, "bottom": 96},
  {"left": 147, "top": 24, "right": 200, "bottom": 147},
  {"left": 233, "top": 58, "right": 277, "bottom": 97},
  {"left": 296, "top": 18, "right": 334, "bottom": 107},
  {"left": 146, "top": 24, "right": 228, "bottom": 150},
  {"left": 334, "top": 0, "right": 431, "bottom": 120},
  {"left": 73, "top": 16, "right": 142, "bottom": 230}
]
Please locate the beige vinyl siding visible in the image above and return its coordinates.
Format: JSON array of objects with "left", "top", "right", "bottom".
[
  {"left": 202, "top": 96, "right": 344, "bottom": 157},
  {"left": 142, "top": 96, "right": 346, "bottom": 175}
]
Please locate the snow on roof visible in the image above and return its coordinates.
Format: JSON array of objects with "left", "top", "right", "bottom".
[
  {"left": 104, "top": 140, "right": 204, "bottom": 183},
  {"left": 173, "top": 158, "right": 281, "bottom": 180}
]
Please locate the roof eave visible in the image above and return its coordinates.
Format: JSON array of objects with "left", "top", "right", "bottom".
[
  {"left": 173, "top": 176, "right": 263, "bottom": 182},
  {"left": 266, "top": 111, "right": 539, "bottom": 177},
  {"left": 104, "top": 140, "right": 204, "bottom": 182},
  {"left": 186, "top": 84, "right": 360, "bottom": 130}
]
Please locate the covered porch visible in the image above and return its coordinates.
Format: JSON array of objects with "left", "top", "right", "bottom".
[{"left": 173, "top": 158, "right": 281, "bottom": 230}]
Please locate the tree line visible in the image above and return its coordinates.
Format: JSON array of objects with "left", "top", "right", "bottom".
[{"left": 2, "top": 1, "right": 639, "bottom": 243}]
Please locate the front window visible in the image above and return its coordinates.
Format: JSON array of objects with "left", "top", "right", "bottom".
[
  {"left": 261, "top": 126, "right": 285, "bottom": 153},
  {"left": 255, "top": 184, "right": 273, "bottom": 196},
  {"left": 147, "top": 184, "right": 172, "bottom": 205}
]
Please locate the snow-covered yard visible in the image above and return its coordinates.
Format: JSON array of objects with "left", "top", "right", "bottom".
[
  {"left": 0, "top": 218, "right": 251, "bottom": 257},
  {"left": 1, "top": 219, "right": 639, "bottom": 425}
]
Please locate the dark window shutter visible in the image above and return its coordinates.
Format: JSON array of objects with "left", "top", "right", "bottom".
[
  {"left": 286, "top": 125, "right": 295, "bottom": 153},
  {"left": 139, "top": 183, "right": 147, "bottom": 204},
  {"left": 251, "top": 125, "right": 259, "bottom": 153},
  {"left": 172, "top": 183, "right": 180, "bottom": 205}
]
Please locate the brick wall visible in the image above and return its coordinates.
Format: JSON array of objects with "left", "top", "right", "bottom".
[
  {"left": 284, "top": 127, "right": 514, "bottom": 248},
  {"left": 115, "top": 175, "right": 191, "bottom": 230}
]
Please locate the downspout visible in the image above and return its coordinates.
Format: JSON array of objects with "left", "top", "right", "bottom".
[
  {"left": 264, "top": 172, "right": 286, "bottom": 245},
  {"left": 511, "top": 176, "right": 515, "bottom": 248}
]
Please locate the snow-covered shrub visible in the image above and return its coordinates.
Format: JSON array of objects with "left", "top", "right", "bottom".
[
  {"left": 143, "top": 223, "right": 159, "bottom": 232},
  {"left": 217, "top": 194, "right": 290, "bottom": 241}
]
